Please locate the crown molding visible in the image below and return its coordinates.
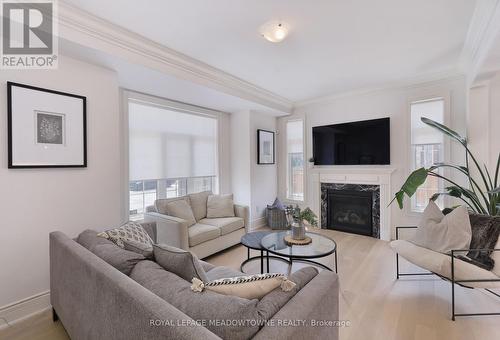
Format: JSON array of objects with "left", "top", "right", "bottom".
[
  {"left": 459, "top": 0, "right": 500, "bottom": 84},
  {"left": 56, "top": 1, "right": 293, "bottom": 113},
  {"left": 294, "top": 69, "right": 464, "bottom": 108}
]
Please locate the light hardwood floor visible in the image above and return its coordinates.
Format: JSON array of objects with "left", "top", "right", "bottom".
[{"left": 2, "top": 229, "right": 499, "bottom": 340}]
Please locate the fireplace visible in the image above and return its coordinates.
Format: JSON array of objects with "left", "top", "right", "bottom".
[
  {"left": 321, "top": 183, "right": 380, "bottom": 238},
  {"left": 327, "top": 190, "right": 373, "bottom": 236}
]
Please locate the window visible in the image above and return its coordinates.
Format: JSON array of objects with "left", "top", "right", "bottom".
[
  {"left": 410, "top": 98, "right": 445, "bottom": 212},
  {"left": 128, "top": 99, "right": 218, "bottom": 218},
  {"left": 286, "top": 120, "right": 304, "bottom": 201}
]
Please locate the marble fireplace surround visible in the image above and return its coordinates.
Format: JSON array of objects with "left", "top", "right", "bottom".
[{"left": 310, "top": 167, "right": 395, "bottom": 241}]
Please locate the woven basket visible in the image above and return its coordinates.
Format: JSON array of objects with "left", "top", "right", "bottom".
[{"left": 266, "top": 207, "right": 290, "bottom": 230}]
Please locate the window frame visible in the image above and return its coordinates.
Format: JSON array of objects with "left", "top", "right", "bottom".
[
  {"left": 406, "top": 93, "right": 451, "bottom": 215},
  {"left": 122, "top": 90, "right": 223, "bottom": 220},
  {"left": 284, "top": 118, "right": 306, "bottom": 203}
]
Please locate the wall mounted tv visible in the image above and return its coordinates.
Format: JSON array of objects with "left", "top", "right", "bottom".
[{"left": 312, "top": 117, "right": 390, "bottom": 165}]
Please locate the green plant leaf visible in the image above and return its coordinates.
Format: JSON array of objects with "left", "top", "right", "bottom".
[
  {"left": 390, "top": 168, "right": 428, "bottom": 209},
  {"left": 428, "top": 163, "right": 469, "bottom": 174},
  {"left": 401, "top": 168, "right": 428, "bottom": 196},
  {"left": 421, "top": 117, "right": 467, "bottom": 145},
  {"left": 489, "top": 187, "right": 500, "bottom": 194},
  {"left": 395, "top": 191, "right": 404, "bottom": 209}
]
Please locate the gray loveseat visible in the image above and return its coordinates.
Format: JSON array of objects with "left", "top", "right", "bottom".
[
  {"left": 144, "top": 191, "right": 249, "bottom": 259},
  {"left": 49, "top": 223, "right": 339, "bottom": 340}
]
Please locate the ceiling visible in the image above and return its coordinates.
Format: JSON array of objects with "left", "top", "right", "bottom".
[{"left": 63, "top": 0, "right": 476, "bottom": 103}]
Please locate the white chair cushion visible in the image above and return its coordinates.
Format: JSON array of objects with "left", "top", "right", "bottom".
[
  {"left": 390, "top": 240, "right": 500, "bottom": 289},
  {"left": 188, "top": 223, "right": 221, "bottom": 247},
  {"left": 199, "top": 217, "right": 244, "bottom": 235}
]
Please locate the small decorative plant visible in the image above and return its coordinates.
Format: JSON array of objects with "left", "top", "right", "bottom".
[
  {"left": 286, "top": 205, "right": 318, "bottom": 227},
  {"left": 390, "top": 117, "right": 500, "bottom": 215}
]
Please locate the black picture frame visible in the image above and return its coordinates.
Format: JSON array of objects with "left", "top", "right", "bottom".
[
  {"left": 7, "top": 81, "right": 87, "bottom": 168},
  {"left": 257, "top": 129, "right": 275, "bottom": 164}
]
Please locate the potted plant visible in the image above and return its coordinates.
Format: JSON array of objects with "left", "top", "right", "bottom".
[
  {"left": 286, "top": 205, "right": 318, "bottom": 240},
  {"left": 390, "top": 117, "right": 500, "bottom": 215}
]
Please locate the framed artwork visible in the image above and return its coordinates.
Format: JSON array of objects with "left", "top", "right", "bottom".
[
  {"left": 7, "top": 82, "right": 87, "bottom": 168},
  {"left": 257, "top": 129, "right": 275, "bottom": 164}
]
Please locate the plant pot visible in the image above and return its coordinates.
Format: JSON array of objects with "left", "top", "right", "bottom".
[{"left": 291, "top": 221, "right": 306, "bottom": 240}]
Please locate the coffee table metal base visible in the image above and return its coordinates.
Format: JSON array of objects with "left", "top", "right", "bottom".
[{"left": 240, "top": 249, "right": 291, "bottom": 274}]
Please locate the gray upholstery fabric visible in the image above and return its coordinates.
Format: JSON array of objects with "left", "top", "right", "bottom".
[
  {"left": 188, "top": 223, "right": 221, "bottom": 246},
  {"left": 77, "top": 229, "right": 114, "bottom": 250},
  {"left": 77, "top": 229, "right": 147, "bottom": 275},
  {"left": 131, "top": 262, "right": 317, "bottom": 340},
  {"left": 189, "top": 191, "right": 212, "bottom": 221},
  {"left": 155, "top": 196, "right": 190, "bottom": 215},
  {"left": 123, "top": 239, "right": 154, "bottom": 259},
  {"left": 163, "top": 199, "right": 197, "bottom": 227},
  {"left": 91, "top": 243, "right": 146, "bottom": 276},
  {"left": 140, "top": 221, "right": 157, "bottom": 243},
  {"left": 199, "top": 259, "right": 216, "bottom": 272},
  {"left": 50, "top": 232, "right": 221, "bottom": 340},
  {"left": 153, "top": 244, "right": 208, "bottom": 282},
  {"left": 199, "top": 217, "right": 244, "bottom": 235},
  {"left": 206, "top": 266, "right": 245, "bottom": 281},
  {"left": 207, "top": 194, "right": 235, "bottom": 218},
  {"left": 253, "top": 270, "right": 339, "bottom": 340}
]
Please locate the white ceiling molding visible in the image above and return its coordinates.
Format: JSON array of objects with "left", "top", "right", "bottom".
[
  {"left": 459, "top": 0, "right": 500, "bottom": 85},
  {"left": 294, "top": 69, "right": 464, "bottom": 108},
  {"left": 57, "top": 1, "right": 293, "bottom": 113}
]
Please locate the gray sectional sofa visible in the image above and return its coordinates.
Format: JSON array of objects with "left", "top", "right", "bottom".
[{"left": 49, "top": 222, "right": 339, "bottom": 340}]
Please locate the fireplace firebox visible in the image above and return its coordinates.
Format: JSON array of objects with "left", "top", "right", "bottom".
[
  {"left": 321, "top": 183, "right": 381, "bottom": 238},
  {"left": 327, "top": 190, "right": 373, "bottom": 236}
]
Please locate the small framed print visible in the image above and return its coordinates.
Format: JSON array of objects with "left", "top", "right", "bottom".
[
  {"left": 7, "top": 82, "right": 87, "bottom": 168},
  {"left": 257, "top": 129, "right": 275, "bottom": 164}
]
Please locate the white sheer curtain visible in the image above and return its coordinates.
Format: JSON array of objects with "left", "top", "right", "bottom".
[{"left": 129, "top": 101, "right": 217, "bottom": 181}]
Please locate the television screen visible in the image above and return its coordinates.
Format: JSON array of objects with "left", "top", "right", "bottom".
[{"left": 312, "top": 118, "right": 390, "bottom": 165}]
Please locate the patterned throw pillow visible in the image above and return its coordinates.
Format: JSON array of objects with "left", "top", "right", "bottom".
[
  {"left": 98, "top": 221, "right": 153, "bottom": 248},
  {"left": 191, "top": 273, "right": 296, "bottom": 300}
]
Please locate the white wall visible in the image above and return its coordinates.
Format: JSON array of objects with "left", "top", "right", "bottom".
[
  {"left": 230, "top": 110, "right": 278, "bottom": 228},
  {"left": 468, "top": 75, "right": 500, "bottom": 179},
  {"left": 0, "top": 56, "right": 122, "bottom": 315},
  {"left": 281, "top": 77, "right": 468, "bottom": 237},
  {"left": 230, "top": 111, "right": 252, "bottom": 208}
]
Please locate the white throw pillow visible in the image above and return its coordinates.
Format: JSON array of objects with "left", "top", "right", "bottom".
[
  {"left": 412, "top": 201, "right": 472, "bottom": 254},
  {"left": 165, "top": 200, "right": 197, "bottom": 226},
  {"left": 191, "top": 273, "right": 296, "bottom": 300},
  {"left": 207, "top": 194, "right": 235, "bottom": 218},
  {"left": 97, "top": 221, "right": 154, "bottom": 248},
  {"left": 188, "top": 191, "right": 212, "bottom": 221}
]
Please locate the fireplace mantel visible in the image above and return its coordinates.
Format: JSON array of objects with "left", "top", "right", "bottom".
[{"left": 310, "top": 167, "right": 395, "bottom": 240}]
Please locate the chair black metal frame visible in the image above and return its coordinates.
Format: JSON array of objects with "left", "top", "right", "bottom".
[{"left": 395, "top": 226, "right": 500, "bottom": 320}]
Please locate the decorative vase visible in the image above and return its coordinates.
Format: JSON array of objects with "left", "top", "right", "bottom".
[{"left": 291, "top": 221, "right": 306, "bottom": 240}]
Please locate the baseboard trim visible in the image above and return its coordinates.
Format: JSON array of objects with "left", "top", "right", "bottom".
[
  {"left": 250, "top": 217, "right": 267, "bottom": 230},
  {"left": 0, "top": 291, "right": 51, "bottom": 330}
]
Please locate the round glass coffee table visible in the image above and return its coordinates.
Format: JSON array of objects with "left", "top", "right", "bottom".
[
  {"left": 260, "top": 231, "right": 338, "bottom": 273},
  {"left": 240, "top": 231, "right": 291, "bottom": 274}
]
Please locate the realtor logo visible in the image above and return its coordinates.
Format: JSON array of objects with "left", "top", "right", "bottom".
[{"left": 1, "top": 0, "right": 58, "bottom": 68}]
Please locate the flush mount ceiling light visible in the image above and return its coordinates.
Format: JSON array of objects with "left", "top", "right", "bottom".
[{"left": 260, "top": 21, "right": 289, "bottom": 43}]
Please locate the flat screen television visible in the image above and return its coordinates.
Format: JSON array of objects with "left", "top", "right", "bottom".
[{"left": 312, "top": 117, "right": 390, "bottom": 165}]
